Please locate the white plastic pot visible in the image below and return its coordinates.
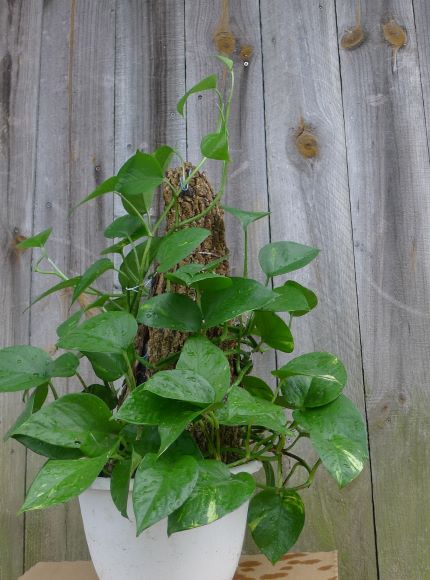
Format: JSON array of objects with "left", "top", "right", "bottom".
[{"left": 79, "top": 460, "right": 260, "bottom": 580}]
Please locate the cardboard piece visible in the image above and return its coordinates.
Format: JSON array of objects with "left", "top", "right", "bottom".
[{"left": 19, "top": 552, "right": 338, "bottom": 580}]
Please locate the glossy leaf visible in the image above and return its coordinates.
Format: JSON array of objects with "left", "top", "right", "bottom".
[
  {"left": 76, "top": 176, "right": 118, "bottom": 208},
  {"left": 177, "top": 74, "right": 217, "bottom": 116},
  {"left": 48, "top": 352, "right": 80, "bottom": 377},
  {"left": 56, "top": 310, "right": 82, "bottom": 338},
  {"left": 104, "top": 215, "right": 149, "bottom": 239},
  {"left": 177, "top": 336, "right": 230, "bottom": 400},
  {"left": 248, "top": 489, "right": 305, "bottom": 564},
  {"left": 4, "top": 385, "right": 48, "bottom": 440},
  {"left": 121, "top": 425, "right": 161, "bottom": 458},
  {"left": 215, "top": 387, "right": 287, "bottom": 434},
  {"left": 138, "top": 294, "right": 202, "bottom": 332},
  {"left": 293, "top": 395, "right": 368, "bottom": 487},
  {"left": 58, "top": 312, "right": 137, "bottom": 354},
  {"left": 222, "top": 206, "right": 269, "bottom": 230},
  {"left": 16, "top": 228, "right": 52, "bottom": 249},
  {"left": 241, "top": 376, "right": 273, "bottom": 402},
  {"left": 115, "top": 151, "right": 164, "bottom": 213},
  {"left": 143, "top": 369, "right": 215, "bottom": 405},
  {"left": 13, "top": 393, "right": 120, "bottom": 457},
  {"left": 153, "top": 145, "right": 174, "bottom": 170},
  {"left": 201, "top": 277, "right": 276, "bottom": 328},
  {"left": 252, "top": 310, "right": 294, "bottom": 353},
  {"left": 168, "top": 460, "right": 255, "bottom": 534},
  {"left": 156, "top": 228, "right": 210, "bottom": 273},
  {"left": 200, "top": 130, "right": 229, "bottom": 161},
  {"left": 13, "top": 435, "right": 84, "bottom": 459},
  {"left": 21, "top": 454, "right": 108, "bottom": 511},
  {"left": 274, "top": 352, "right": 347, "bottom": 408},
  {"left": 259, "top": 241, "right": 319, "bottom": 278},
  {"left": 133, "top": 453, "right": 199, "bottom": 534},
  {"left": 71, "top": 259, "right": 114, "bottom": 304},
  {"left": 116, "top": 389, "right": 206, "bottom": 455},
  {"left": 0, "top": 346, "right": 51, "bottom": 392},
  {"left": 118, "top": 238, "right": 162, "bottom": 289},
  {"left": 262, "top": 280, "right": 318, "bottom": 316},
  {"left": 84, "top": 351, "right": 128, "bottom": 382},
  {"left": 111, "top": 459, "right": 132, "bottom": 518}
]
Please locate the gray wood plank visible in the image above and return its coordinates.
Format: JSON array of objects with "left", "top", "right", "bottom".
[
  {"left": 260, "top": 2, "right": 378, "bottom": 578},
  {"left": 337, "top": 0, "right": 430, "bottom": 577},
  {"left": 24, "top": 0, "right": 115, "bottom": 568},
  {"left": 0, "top": 1, "right": 43, "bottom": 578},
  {"left": 413, "top": 0, "right": 430, "bottom": 155}
]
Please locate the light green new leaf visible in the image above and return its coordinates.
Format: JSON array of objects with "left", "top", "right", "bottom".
[
  {"left": 138, "top": 294, "right": 202, "bottom": 333},
  {"left": 133, "top": 453, "right": 199, "bottom": 534},
  {"left": 156, "top": 228, "right": 210, "bottom": 273},
  {"left": 222, "top": 206, "right": 269, "bottom": 230},
  {"left": 261, "top": 280, "right": 318, "bottom": 316},
  {"left": 259, "top": 241, "right": 320, "bottom": 278},
  {"left": 0, "top": 346, "right": 52, "bottom": 392},
  {"left": 177, "top": 74, "right": 217, "bottom": 116},
  {"left": 57, "top": 312, "right": 137, "bottom": 354},
  {"left": 143, "top": 370, "right": 215, "bottom": 405},
  {"left": 16, "top": 228, "right": 52, "bottom": 249},
  {"left": 71, "top": 259, "right": 114, "bottom": 304},
  {"left": 168, "top": 460, "right": 255, "bottom": 534},
  {"left": 177, "top": 336, "right": 230, "bottom": 400},
  {"left": 293, "top": 395, "right": 368, "bottom": 487},
  {"left": 200, "top": 130, "right": 229, "bottom": 161},
  {"left": 21, "top": 454, "right": 108, "bottom": 512},
  {"left": 274, "top": 352, "right": 347, "bottom": 408},
  {"left": 252, "top": 310, "right": 294, "bottom": 353},
  {"left": 248, "top": 489, "right": 305, "bottom": 564}
]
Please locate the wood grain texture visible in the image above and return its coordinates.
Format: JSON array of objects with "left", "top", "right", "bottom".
[
  {"left": 0, "top": 2, "right": 43, "bottom": 578},
  {"left": 260, "top": 2, "right": 378, "bottom": 578},
  {"left": 337, "top": 0, "right": 430, "bottom": 578},
  {"left": 24, "top": 0, "right": 115, "bottom": 568}
]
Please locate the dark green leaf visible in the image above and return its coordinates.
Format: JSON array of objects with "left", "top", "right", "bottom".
[
  {"left": 274, "top": 352, "right": 347, "bottom": 408},
  {"left": 177, "top": 336, "right": 230, "bottom": 400},
  {"left": 201, "top": 277, "right": 277, "bottom": 328},
  {"left": 85, "top": 384, "right": 118, "bottom": 410},
  {"left": 168, "top": 460, "right": 255, "bottom": 534},
  {"left": 4, "top": 385, "right": 48, "bottom": 441},
  {"left": 115, "top": 151, "right": 164, "bottom": 214},
  {"left": 0, "top": 346, "right": 51, "bottom": 392},
  {"left": 13, "top": 435, "right": 84, "bottom": 459},
  {"left": 13, "top": 393, "right": 120, "bottom": 457},
  {"left": 48, "top": 352, "right": 79, "bottom": 378},
  {"left": 118, "top": 238, "right": 162, "bottom": 289},
  {"left": 71, "top": 259, "right": 114, "bottom": 304},
  {"left": 293, "top": 395, "right": 368, "bottom": 487},
  {"left": 156, "top": 228, "right": 211, "bottom": 273},
  {"left": 143, "top": 369, "right": 215, "bottom": 405},
  {"left": 252, "top": 310, "right": 294, "bottom": 353},
  {"left": 222, "top": 206, "right": 269, "bottom": 230},
  {"left": 200, "top": 131, "right": 229, "bottom": 161},
  {"left": 177, "top": 75, "right": 217, "bottom": 116},
  {"left": 104, "top": 215, "right": 149, "bottom": 239},
  {"left": 259, "top": 241, "right": 320, "bottom": 278},
  {"left": 16, "top": 228, "right": 52, "bottom": 249},
  {"left": 248, "top": 489, "right": 305, "bottom": 564},
  {"left": 58, "top": 312, "right": 137, "bottom": 354},
  {"left": 261, "top": 280, "right": 318, "bottom": 316},
  {"left": 115, "top": 389, "right": 205, "bottom": 454},
  {"left": 111, "top": 459, "right": 132, "bottom": 518},
  {"left": 262, "top": 462, "right": 276, "bottom": 487},
  {"left": 215, "top": 387, "right": 287, "bottom": 434},
  {"left": 138, "top": 294, "right": 202, "bottom": 332},
  {"left": 84, "top": 351, "right": 128, "bottom": 381},
  {"left": 56, "top": 311, "right": 82, "bottom": 338},
  {"left": 133, "top": 453, "right": 199, "bottom": 534},
  {"left": 242, "top": 376, "right": 273, "bottom": 402},
  {"left": 75, "top": 176, "right": 118, "bottom": 209},
  {"left": 21, "top": 454, "right": 108, "bottom": 511},
  {"left": 188, "top": 273, "right": 232, "bottom": 292},
  {"left": 153, "top": 145, "right": 174, "bottom": 170},
  {"left": 121, "top": 425, "right": 161, "bottom": 457},
  {"left": 164, "top": 431, "right": 203, "bottom": 461}
]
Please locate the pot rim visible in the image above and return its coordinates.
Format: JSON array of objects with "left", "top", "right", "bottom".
[{"left": 89, "top": 459, "right": 262, "bottom": 492}]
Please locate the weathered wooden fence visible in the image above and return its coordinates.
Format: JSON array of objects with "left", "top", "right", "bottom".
[{"left": 1, "top": 1, "right": 429, "bottom": 578}]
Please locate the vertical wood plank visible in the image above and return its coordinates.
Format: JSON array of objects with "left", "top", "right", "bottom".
[
  {"left": 260, "top": 2, "right": 378, "bottom": 578},
  {"left": 337, "top": 0, "right": 430, "bottom": 577},
  {"left": 412, "top": 0, "right": 430, "bottom": 153},
  {"left": 24, "top": 0, "right": 115, "bottom": 567},
  {"left": 0, "top": 1, "right": 43, "bottom": 578}
]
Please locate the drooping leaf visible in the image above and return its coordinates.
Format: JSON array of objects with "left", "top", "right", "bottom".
[
  {"left": 215, "top": 387, "right": 287, "bottom": 434},
  {"left": 16, "top": 228, "right": 52, "bottom": 249},
  {"left": 293, "top": 395, "right": 368, "bottom": 487},
  {"left": 177, "top": 336, "right": 230, "bottom": 400},
  {"left": 248, "top": 489, "right": 305, "bottom": 564},
  {"left": 252, "top": 310, "right": 294, "bottom": 353},
  {"left": 216, "top": 54, "right": 234, "bottom": 71},
  {"left": 0, "top": 346, "right": 51, "bottom": 392},
  {"left": 168, "top": 460, "right": 255, "bottom": 534},
  {"left": 57, "top": 312, "right": 137, "bottom": 354},
  {"left": 222, "top": 206, "right": 269, "bottom": 230},
  {"left": 143, "top": 369, "right": 215, "bottom": 405},
  {"left": 12, "top": 393, "right": 120, "bottom": 457},
  {"left": 71, "top": 259, "right": 114, "bottom": 304},
  {"left": 201, "top": 277, "right": 277, "bottom": 328},
  {"left": 104, "top": 215, "right": 149, "bottom": 239},
  {"left": 200, "top": 130, "right": 229, "bottom": 161},
  {"left": 74, "top": 176, "right": 118, "bottom": 209},
  {"left": 118, "top": 238, "right": 162, "bottom": 289},
  {"left": 177, "top": 74, "right": 217, "bottom": 116},
  {"left": 20, "top": 454, "right": 109, "bottom": 511},
  {"left": 48, "top": 352, "right": 80, "bottom": 378},
  {"left": 111, "top": 458, "right": 132, "bottom": 518},
  {"left": 138, "top": 294, "right": 202, "bottom": 333},
  {"left": 261, "top": 280, "right": 318, "bottom": 316},
  {"left": 29, "top": 277, "right": 81, "bottom": 309},
  {"left": 115, "top": 151, "right": 164, "bottom": 213},
  {"left": 273, "top": 352, "right": 347, "bottom": 408},
  {"left": 156, "top": 228, "right": 210, "bottom": 273},
  {"left": 4, "top": 385, "right": 49, "bottom": 441},
  {"left": 153, "top": 145, "right": 174, "bottom": 170},
  {"left": 241, "top": 376, "right": 273, "bottom": 402},
  {"left": 259, "top": 241, "right": 320, "bottom": 278},
  {"left": 133, "top": 453, "right": 199, "bottom": 535}
]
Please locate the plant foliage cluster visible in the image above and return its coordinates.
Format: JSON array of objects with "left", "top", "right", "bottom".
[{"left": 1, "top": 57, "right": 368, "bottom": 563}]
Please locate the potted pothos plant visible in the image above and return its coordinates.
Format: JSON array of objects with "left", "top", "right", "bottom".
[{"left": 1, "top": 57, "right": 368, "bottom": 580}]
